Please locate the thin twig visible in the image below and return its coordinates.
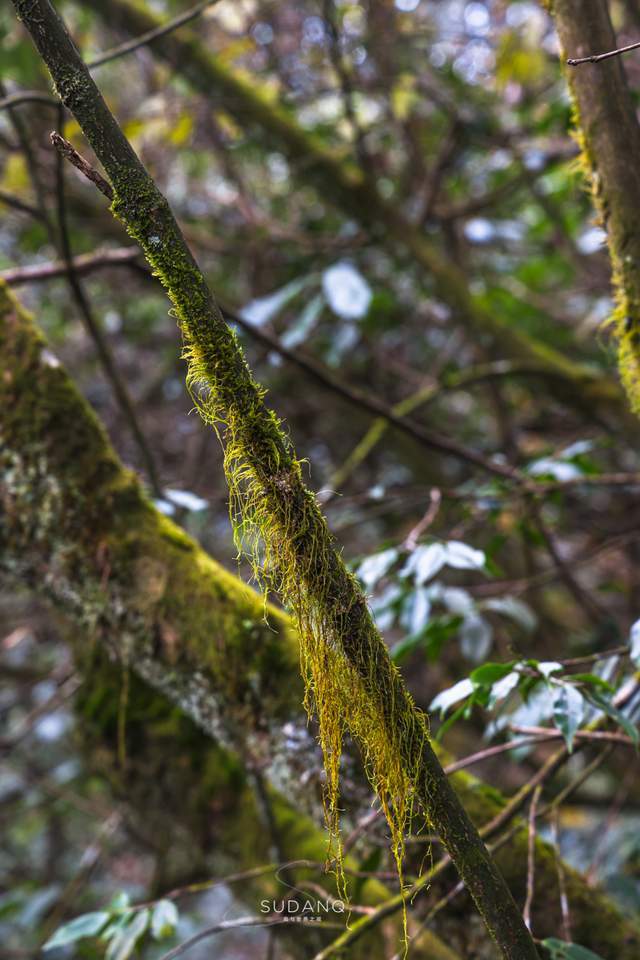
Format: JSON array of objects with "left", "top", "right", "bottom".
[
  {"left": 443, "top": 736, "right": 560, "bottom": 775},
  {"left": 586, "top": 760, "right": 638, "bottom": 882},
  {"left": 523, "top": 785, "right": 542, "bottom": 931},
  {"left": 0, "top": 673, "right": 80, "bottom": 751},
  {"left": 528, "top": 498, "right": 607, "bottom": 624},
  {"left": 0, "top": 187, "right": 47, "bottom": 220},
  {"left": 87, "top": 0, "right": 220, "bottom": 69},
  {"left": 555, "top": 646, "right": 629, "bottom": 668},
  {"left": 0, "top": 2, "right": 221, "bottom": 112},
  {"left": 403, "top": 488, "right": 442, "bottom": 551},
  {"left": 510, "top": 725, "right": 635, "bottom": 747},
  {"left": 50, "top": 131, "right": 113, "bottom": 200},
  {"left": 567, "top": 38, "right": 640, "bottom": 66},
  {"left": 550, "top": 811, "right": 572, "bottom": 942},
  {"left": 16, "top": 127, "right": 527, "bottom": 486},
  {"left": 229, "top": 309, "right": 527, "bottom": 484},
  {"left": 0, "top": 79, "right": 57, "bottom": 245},
  {"left": 0, "top": 247, "right": 141, "bottom": 285},
  {"left": 0, "top": 89, "right": 58, "bottom": 111},
  {"left": 158, "top": 916, "right": 334, "bottom": 960},
  {"left": 51, "top": 126, "right": 162, "bottom": 497}
]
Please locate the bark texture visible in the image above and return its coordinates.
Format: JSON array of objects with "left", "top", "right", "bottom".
[{"left": 549, "top": 0, "right": 640, "bottom": 413}]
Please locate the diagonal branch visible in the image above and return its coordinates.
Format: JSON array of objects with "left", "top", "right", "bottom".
[{"left": 567, "top": 38, "right": 640, "bottom": 66}]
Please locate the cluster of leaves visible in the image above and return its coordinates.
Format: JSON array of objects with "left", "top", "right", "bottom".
[
  {"left": 430, "top": 621, "right": 640, "bottom": 748},
  {"left": 356, "top": 535, "right": 536, "bottom": 666},
  {"left": 43, "top": 893, "right": 178, "bottom": 959}
]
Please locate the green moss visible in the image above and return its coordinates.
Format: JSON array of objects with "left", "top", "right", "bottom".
[
  {"left": 0, "top": 280, "right": 301, "bottom": 728},
  {"left": 559, "top": 37, "right": 640, "bottom": 415},
  {"left": 94, "top": 125, "right": 433, "bottom": 933}
]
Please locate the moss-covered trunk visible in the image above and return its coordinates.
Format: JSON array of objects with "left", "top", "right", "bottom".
[{"left": 547, "top": 0, "right": 640, "bottom": 413}]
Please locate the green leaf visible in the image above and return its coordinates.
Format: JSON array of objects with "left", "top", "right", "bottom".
[
  {"left": 105, "top": 910, "right": 150, "bottom": 960},
  {"left": 151, "top": 900, "right": 179, "bottom": 940},
  {"left": 542, "top": 937, "right": 607, "bottom": 960},
  {"left": 553, "top": 684, "right": 584, "bottom": 752},
  {"left": 583, "top": 691, "right": 639, "bottom": 748},
  {"left": 435, "top": 701, "right": 468, "bottom": 741},
  {"left": 357, "top": 548, "right": 398, "bottom": 589},
  {"left": 43, "top": 912, "right": 110, "bottom": 949},
  {"left": 109, "top": 892, "right": 131, "bottom": 912},
  {"left": 481, "top": 596, "right": 537, "bottom": 632},
  {"left": 487, "top": 670, "right": 520, "bottom": 707},
  {"left": 443, "top": 541, "right": 486, "bottom": 571},
  {"left": 630, "top": 619, "right": 640, "bottom": 668},
  {"left": 401, "top": 543, "right": 447, "bottom": 584},
  {"left": 470, "top": 662, "right": 515, "bottom": 686},
  {"left": 537, "top": 661, "right": 563, "bottom": 679},
  {"left": 422, "top": 615, "right": 463, "bottom": 661},
  {"left": 390, "top": 614, "right": 461, "bottom": 664},
  {"left": 430, "top": 678, "right": 474, "bottom": 716},
  {"left": 570, "top": 673, "right": 614, "bottom": 693}
]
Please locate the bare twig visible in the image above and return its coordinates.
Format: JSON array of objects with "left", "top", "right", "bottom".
[
  {"left": 88, "top": 0, "right": 220, "bottom": 69},
  {"left": 50, "top": 131, "right": 113, "bottom": 200},
  {"left": 555, "top": 646, "right": 629, "bottom": 668},
  {"left": 528, "top": 499, "right": 607, "bottom": 624},
  {"left": 550, "top": 811, "right": 572, "bottom": 942},
  {"left": 322, "top": 0, "right": 370, "bottom": 167},
  {"left": 0, "top": 79, "right": 58, "bottom": 244},
  {"left": 403, "top": 488, "right": 442, "bottom": 551},
  {"left": 443, "top": 736, "right": 560, "bottom": 775},
  {"left": 0, "top": 187, "right": 47, "bottom": 220},
  {"left": 159, "top": 916, "right": 338, "bottom": 960},
  {"left": 0, "top": 673, "right": 80, "bottom": 751},
  {"left": 567, "top": 38, "right": 640, "bottom": 66},
  {"left": 51, "top": 126, "right": 162, "bottom": 497},
  {"left": 510, "top": 725, "right": 635, "bottom": 747},
  {"left": 523, "top": 785, "right": 542, "bottom": 931},
  {"left": 1, "top": 247, "right": 141, "bottom": 285},
  {"left": 586, "top": 760, "right": 638, "bottom": 882},
  {"left": 0, "top": 2, "right": 221, "bottom": 114},
  {"left": 0, "top": 89, "right": 58, "bottom": 111}
]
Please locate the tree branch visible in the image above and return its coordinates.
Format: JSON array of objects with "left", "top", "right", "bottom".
[
  {"left": 550, "top": 0, "right": 640, "bottom": 415},
  {"left": 567, "top": 38, "right": 640, "bottom": 66}
]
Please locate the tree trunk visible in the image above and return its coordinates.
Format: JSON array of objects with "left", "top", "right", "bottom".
[{"left": 547, "top": 0, "right": 640, "bottom": 414}]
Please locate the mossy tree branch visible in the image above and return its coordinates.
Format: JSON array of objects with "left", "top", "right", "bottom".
[
  {"left": 546, "top": 0, "right": 640, "bottom": 414},
  {"left": 81, "top": 0, "right": 631, "bottom": 429},
  {"left": 11, "top": 3, "right": 540, "bottom": 956},
  {"left": 74, "top": 652, "right": 461, "bottom": 960},
  {"left": 2, "top": 282, "right": 639, "bottom": 958}
]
